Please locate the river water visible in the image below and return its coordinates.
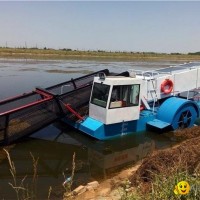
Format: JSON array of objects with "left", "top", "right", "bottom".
[{"left": 0, "top": 59, "right": 183, "bottom": 199}]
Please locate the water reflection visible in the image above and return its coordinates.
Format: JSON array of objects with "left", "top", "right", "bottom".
[
  {"left": 88, "top": 135, "right": 155, "bottom": 179},
  {"left": 0, "top": 124, "right": 157, "bottom": 199},
  {"left": 0, "top": 126, "right": 87, "bottom": 199},
  {"left": 70, "top": 134, "right": 154, "bottom": 177},
  {"left": 31, "top": 123, "right": 156, "bottom": 180}
]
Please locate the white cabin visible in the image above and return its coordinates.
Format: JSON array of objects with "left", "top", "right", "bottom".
[{"left": 89, "top": 75, "right": 143, "bottom": 124}]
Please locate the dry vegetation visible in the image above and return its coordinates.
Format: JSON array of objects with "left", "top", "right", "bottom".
[
  {"left": 129, "top": 126, "right": 200, "bottom": 199},
  {"left": 131, "top": 136, "right": 200, "bottom": 189},
  {"left": 0, "top": 47, "right": 200, "bottom": 61}
]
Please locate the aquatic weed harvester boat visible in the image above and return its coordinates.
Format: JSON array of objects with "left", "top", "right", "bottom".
[{"left": 0, "top": 63, "right": 200, "bottom": 144}]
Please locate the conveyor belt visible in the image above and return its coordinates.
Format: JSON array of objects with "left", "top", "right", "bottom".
[{"left": 0, "top": 69, "right": 110, "bottom": 145}]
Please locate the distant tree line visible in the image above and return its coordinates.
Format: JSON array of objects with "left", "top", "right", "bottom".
[{"left": 188, "top": 52, "right": 200, "bottom": 55}]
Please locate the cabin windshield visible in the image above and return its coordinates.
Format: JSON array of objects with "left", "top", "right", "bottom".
[
  {"left": 91, "top": 83, "right": 110, "bottom": 108},
  {"left": 109, "top": 84, "right": 140, "bottom": 108}
]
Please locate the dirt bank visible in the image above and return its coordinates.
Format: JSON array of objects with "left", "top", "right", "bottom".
[
  {"left": 131, "top": 134, "right": 200, "bottom": 193},
  {"left": 67, "top": 126, "right": 200, "bottom": 200}
]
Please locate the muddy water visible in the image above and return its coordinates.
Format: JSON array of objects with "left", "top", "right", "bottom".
[{"left": 0, "top": 59, "right": 182, "bottom": 199}]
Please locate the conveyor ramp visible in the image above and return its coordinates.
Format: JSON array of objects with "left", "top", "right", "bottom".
[{"left": 0, "top": 69, "right": 110, "bottom": 145}]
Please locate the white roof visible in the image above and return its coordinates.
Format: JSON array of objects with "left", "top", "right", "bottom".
[{"left": 131, "top": 62, "right": 200, "bottom": 80}]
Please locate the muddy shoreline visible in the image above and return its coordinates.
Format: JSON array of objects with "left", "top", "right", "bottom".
[{"left": 68, "top": 126, "right": 200, "bottom": 200}]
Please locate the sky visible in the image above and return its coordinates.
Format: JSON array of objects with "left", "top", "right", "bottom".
[{"left": 0, "top": 1, "right": 200, "bottom": 53}]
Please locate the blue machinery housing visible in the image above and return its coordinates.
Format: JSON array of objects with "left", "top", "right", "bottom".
[{"left": 63, "top": 97, "right": 200, "bottom": 140}]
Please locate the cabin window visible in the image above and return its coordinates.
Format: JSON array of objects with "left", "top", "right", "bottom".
[
  {"left": 91, "top": 83, "right": 110, "bottom": 108},
  {"left": 109, "top": 84, "right": 140, "bottom": 108}
]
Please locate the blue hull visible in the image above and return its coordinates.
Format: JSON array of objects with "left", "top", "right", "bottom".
[
  {"left": 62, "top": 97, "right": 200, "bottom": 140},
  {"left": 63, "top": 110, "right": 155, "bottom": 140}
]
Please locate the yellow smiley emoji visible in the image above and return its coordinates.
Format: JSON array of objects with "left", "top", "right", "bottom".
[{"left": 174, "top": 181, "right": 190, "bottom": 195}]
